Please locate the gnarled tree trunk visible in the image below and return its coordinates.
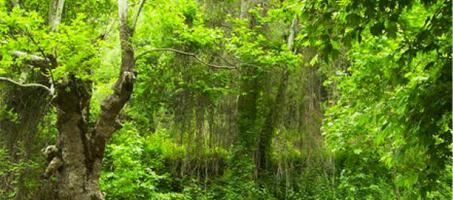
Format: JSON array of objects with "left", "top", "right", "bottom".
[{"left": 49, "top": 0, "right": 137, "bottom": 199}]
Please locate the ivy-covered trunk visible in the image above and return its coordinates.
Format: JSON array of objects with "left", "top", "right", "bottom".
[
  {"left": 231, "top": 0, "right": 260, "bottom": 171},
  {"left": 255, "top": 16, "right": 296, "bottom": 182}
]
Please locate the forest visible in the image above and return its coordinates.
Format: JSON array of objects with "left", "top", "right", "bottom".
[{"left": 0, "top": 0, "right": 451, "bottom": 199}]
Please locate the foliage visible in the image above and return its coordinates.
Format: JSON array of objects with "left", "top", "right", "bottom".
[
  {"left": 0, "top": 0, "right": 450, "bottom": 199},
  {"left": 318, "top": 0, "right": 452, "bottom": 199},
  {"left": 101, "top": 123, "right": 188, "bottom": 200}
]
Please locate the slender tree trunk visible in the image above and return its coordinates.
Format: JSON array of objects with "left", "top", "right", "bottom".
[{"left": 48, "top": 0, "right": 65, "bottom": 31}]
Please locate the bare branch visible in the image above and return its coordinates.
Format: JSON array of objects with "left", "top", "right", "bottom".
[
  {"left": 132, "top": 0, "right": 146, "bottom": 31},
  {"left": 3, "top": 50, "right": 55, "bottom": 98},
  {"left": 0, "top": 77, "right": 54, "bottom": 95},
  {"left": 287, "top": 16, "right": 297, "bottom": 52},
  {"left": 136, "top": 48, "right": 236, "bottom": 69},
  {"left": 11, "top": 51, "right": 47, "bottom": 61},
  {"left": 0, "top": 50, "right": 51, "bottom": 69}
]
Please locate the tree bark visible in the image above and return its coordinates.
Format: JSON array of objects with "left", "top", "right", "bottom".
[
  {"left": 48, "top": 0, "right": 65, "bottom": 31},
  {"left": 54, "top": 76, "right": 96, "bottom": 199}
]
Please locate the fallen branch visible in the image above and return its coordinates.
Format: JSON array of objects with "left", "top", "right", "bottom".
[{"left": 135, "top": 48, "right": 236, "bottom": 69}]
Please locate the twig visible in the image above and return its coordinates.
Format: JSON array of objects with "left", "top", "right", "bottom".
[{"left": 135, "top": 48, "right": 236, "bottom": 69}]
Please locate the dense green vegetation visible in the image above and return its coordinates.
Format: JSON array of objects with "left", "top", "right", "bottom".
[{"left": 0, "top": 0, "right": 451, "bottom": 199}]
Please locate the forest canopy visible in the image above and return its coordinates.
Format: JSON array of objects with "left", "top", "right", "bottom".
[{"left": 0, "top": 0, "right": 451, "bottom": 199}]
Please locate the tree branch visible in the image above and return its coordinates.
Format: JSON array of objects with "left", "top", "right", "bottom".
[
  {"left": 136, "top": 48, "right": 236, "bottom": 69},
  {"left": 0, "top": 77, "right": 54, "bottom": 95},
  {"left": 287, "top": 16, "right": 297, "bottom": 52},
  {"left": 132, "top": 0, "right": 146, "bottom": 31},
  {"left": 8, "top": 50, "right": 51, "bottom": 68},
  {"left": 2, "top": 50, "right": 55, "bottom": 98},
  {"left": 94, "top": 0, "right": 136, "bottom": 140}
]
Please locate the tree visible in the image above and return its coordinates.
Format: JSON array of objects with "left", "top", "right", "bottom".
[{"left": 1, "top": 0, "right": 142, "bottom": 198}]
